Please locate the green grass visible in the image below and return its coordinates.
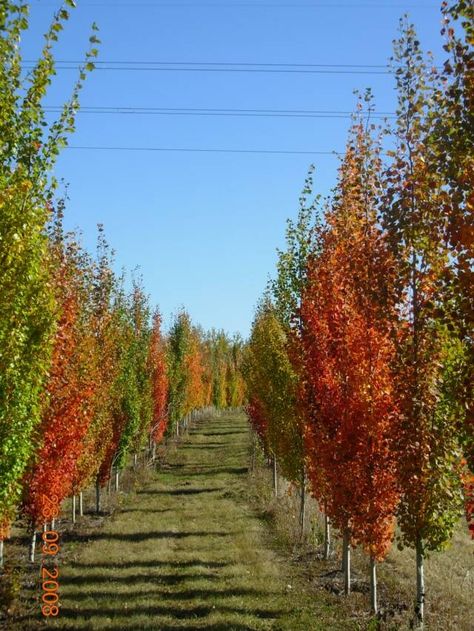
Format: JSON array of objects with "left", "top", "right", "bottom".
[
  {"left": 4, "top": 410, "right": 471, "bottom": 630},
  {"left": 6, "top": 411, "right": 342, "bottom": 630}
]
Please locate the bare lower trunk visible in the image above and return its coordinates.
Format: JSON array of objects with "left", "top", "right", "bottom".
[
  {"left": 79, "top": 492, "right": 84, "bottom": 517},
  {"left": 95, "top": 479, "right": 101, "bottom": 514},
  {"left": 133, "top": 453, "right": 138, "bottom": 469},
  {"left": 272, "top": 454, "right": 278, "bottom": 497},
  {"left": 415, "top": 538, "right": 425, "bottom": 628},
  {"left": 0, "top": 540, "right": 4, "bottom": 568},
  {"left": 324, "top": 514, "right": 331, "bottom": 560},
  {"left": 370, "top": 556, "right": 377, "bottom": 614},
  {"left": 29, "top": 529, "right": 37, "bottom": 563},
  {"left": 114, "top": 469, "right": 119, "bottom": 492},
  {"left": 343, "top": 530, "right": 351, "bottom": 595},
  {"left": 43, "top": 522, "right": 48, "bottom": 533},
  {"left": 299, "top": 471, "right": 306, "bottom": 539},
  {"left": 51, "top": 518, "right": 56, "bottom": 530},
  {"left": 71, "top": 495, "right": 76, "bottom": 524}
]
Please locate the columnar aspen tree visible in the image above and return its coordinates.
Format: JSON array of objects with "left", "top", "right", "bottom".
[
  {"left": 270, "top": 169, "right": 323, "bottom": 531},
  {"left": 432, "top": 0, "right": 474, "bottom": 537},
  {"left": 301, "top": 115, "right": 399, "bottom": 604},
  {"left": 22, "top": 217, "right": 97, "bottom": 528},
  {"left": 0, "top": 1, "right": 97, "bottom": 540},
  {"left": 382, "top": 21, "right": 466, "bottom": 626},
  {"left": 74, "top": 229, "right": 118, "bottom": 498},
  {"left": 243, "top": 301, "right": 303, "bottom": 491},
  {"left": 167, "top": 311, "right": 193, "bottom": 434},
  {"left": 149, "top": 311, "right": 169, "bottom": 446}
]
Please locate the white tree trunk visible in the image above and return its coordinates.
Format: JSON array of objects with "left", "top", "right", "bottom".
[
  {"left": 71, "top": 495, "right": 76, "bottom": 524},
  {"left": 114, "top": 469, "right": 119, "bottom": 492},
  {"left": 370, "top": 556, "right": 377, "bottom": 613},
  {"left": 415, "top": 538, "right": 425, "bottom": 627},
  {"left": 343, "top": 530, "right": 351, "bottom": 595},
  {"left": 299, "top": 471, "right": 306, "bottom": 539},
  {"left": 0, "top": 539, "right": 4, "bottom": 568},
  {"left": 272, "top": 454, "right": 278, "bottom": 497},
  {"left": 133, "top": 453, "right": 138, "bottom": 469},
  {"left": 51, "top": 518, "right": 56, "bottom": 530},
  {"left": 79, "top": 492, "right": 83, "bottom": 517},
  {"left": 29, "top": 530, "right": 37, "bottom": 563},
  {"left": 324, "top": 514, "right": 331, "bottom": 560}
]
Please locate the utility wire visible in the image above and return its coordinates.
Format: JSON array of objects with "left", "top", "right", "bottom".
[
  {"left": 66, "top": 145, "right": 342, "bottom": 155},
  {"left": 44, "top": 105, "right": 396, "bottom": 119},
  {"left": 25, "top": 63, "right": 394, "bottom": 75},
  {"left": 39, "top": 2, "right": 438, "bottom": 8}
]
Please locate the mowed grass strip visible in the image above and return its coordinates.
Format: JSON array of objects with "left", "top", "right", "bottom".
[{"left": 34, "top": 412, "right": 333, "bottom": 630}]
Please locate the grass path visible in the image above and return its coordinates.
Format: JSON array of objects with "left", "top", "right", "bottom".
[{"left": 43, "top": 411, "right": 331, "bottom": 631}]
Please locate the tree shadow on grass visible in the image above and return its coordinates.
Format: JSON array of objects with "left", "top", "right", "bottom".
[
  {"left": 54, "top": 603, "right": 285, "bottom": 621},
  {"left": 62, "top": 530, "right": 232, "bottom": 544},
  {"left": 137, "top": 487, "right": 225, "bottom": 496},
  {"left": 69, "top": 559, "right": 231, "bottom": 570}
]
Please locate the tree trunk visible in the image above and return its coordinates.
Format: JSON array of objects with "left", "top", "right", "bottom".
[
  {"left": 29, "top": 529, "right": 37, "bottom": 563},
  {"left": 415, "top": 538, "right": 425, "bottom": 628},
  {"left": 79, "top": 492, "right": 83, "bottom": 517},
  {"left": 51, "top": 518, "right": 56, "bottom": 530},
  {"left": 114, "top": 469, "right": 119, "bottom": 492},
  {"left": 299, "top": 470, "right": 306, "bottom": 539},
  {"left": 71, "top": 495, "right": 76, "bottom": 524},
  {"left": 95, "top": 479, "right": 101, "bottom": 514},
  {"left": 0, "top": 540, "right": 4, "bottom": 568},
  {"left": 43, "top": 522, "right": 48, "bottom": 533},
  {"left": 370, "top": 556, "right": 377, "bottom": 614},
  {"left": 324, "top": 513, "right": 331, "bottom": 560},
  {"left": 133, "top": 453, "right": 138, "bottom": 469},
  {"left": 343, "top": 530, "right": 351, "bottom": 595},
  {"left": 272, "top": 454, "right": 278, "bottom": 497}
]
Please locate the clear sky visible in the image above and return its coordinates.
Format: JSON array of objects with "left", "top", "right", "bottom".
[{"left": 23, "top": 0, "right": 445, "bottom": 338}]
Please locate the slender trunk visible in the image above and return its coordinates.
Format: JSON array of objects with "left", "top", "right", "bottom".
[
  {"left": 299, "top": 470, "right": 306, "bottom": 539},
  {"left": 324, "top": 513, "right": 331, "bottom": 560},
  {"left": 43, "top": 522, "right": 48, "bottom": 533},
  {"left": 29, "top": 529, "right": 37, "bottom": 563},
  {"left": 343, "top": 530, "right": 351, "bottom": 595},
  {"left": 114, "top": 469, "right": 119, "bottom": 492},
  {"left": 51, "top": 518, "right": 56, "bottom": 530},
  {"left": 0, "top": 540, "right": 4, "bottom": 568},
  {"left": 415, "top": 538, "right": 425, "bottom": 628},
  {"left": 272, "top": 454, "right": 278, "bottom": 497},
  {"left": 79, "top": 492, "right": 83, "bottom": 517},
  {"left": 152, "top": 442, "right": 156, "bottom": 462},
  {"left": 95, "top": 479, "right": 101, "bottom": 514},
  {"left": 370, "top": 556, "right": 377, "bottom": 614},
  {"left": 133, "top": 453, "right": 138, "bottom": 469},
  {"left": 176, "top": 422, "right": 179, "bottom": 438},
  {"left": 71, "top": 495, "right": 76, "bottom": 524}
]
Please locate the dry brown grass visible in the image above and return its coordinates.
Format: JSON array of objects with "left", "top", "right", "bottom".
[{"left": 248, "top": 449, "right": 474, "bottom": 631}]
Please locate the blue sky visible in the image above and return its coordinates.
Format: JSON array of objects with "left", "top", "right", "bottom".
[{"left": 23, "top": 1, "right": 445, "bottom": 337}]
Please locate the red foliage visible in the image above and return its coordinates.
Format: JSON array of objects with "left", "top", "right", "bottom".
[
  {"left": 23, "top": 247, "right": 96, "bottom": 526},
  {"left": 300, "top": 127, "right": 400, "bottom": 560}
]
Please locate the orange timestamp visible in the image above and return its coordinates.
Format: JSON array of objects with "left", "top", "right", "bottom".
[{"left": 40, "top": 494, "right": 60, "bottom": 617}]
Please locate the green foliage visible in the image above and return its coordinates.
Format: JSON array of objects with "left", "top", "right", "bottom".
[{"left": 0, "top": 1, "right": 97, "bottom": 532}]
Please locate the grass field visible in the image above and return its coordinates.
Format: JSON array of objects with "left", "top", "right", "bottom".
[{"left": 1, "top": 410, "right": 472, "bottom": 630}]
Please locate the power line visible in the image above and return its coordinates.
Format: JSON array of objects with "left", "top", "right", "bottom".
[
  {"left": 25, "top": 63, "right": 393, "bottom": 75},
  {"left": 66, "top": 145, "right": 342, "bottom": 155},
  {"left": 39, "top": 2, "right": 438, "bottom": 8},
  {"left": 30, "top": 60, "right": 390, "bottom": 68},
  {"left": 44, "top": 105, "right": 396, "bottom": 119}
]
